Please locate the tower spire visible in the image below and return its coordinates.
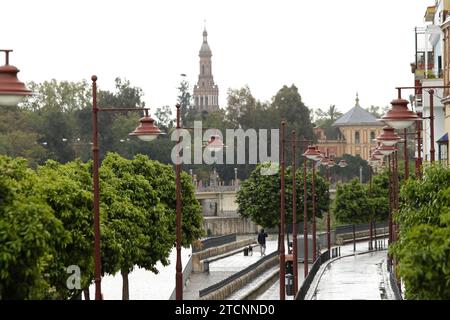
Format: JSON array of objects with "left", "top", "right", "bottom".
[
  {"left": 193, "top": 26, "right": 219, "bottom": 113},
  {"left": 355, "top": 92, "right": 360, "bottom": 107},
  {"left": 203, "top": 20, "right": 207, "bottom": 42}
]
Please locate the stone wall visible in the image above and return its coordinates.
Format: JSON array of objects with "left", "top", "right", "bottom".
[
  {"left": 203, "top": 216, "right": 260, "bottom": 236},
  {"left": 200, "top": 254, "right": 279, "bottom": 300},
  {"left": 192, "top": 238, "right": 256, "bottom": 272}
]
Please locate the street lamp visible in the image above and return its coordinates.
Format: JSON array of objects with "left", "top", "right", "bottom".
[
  {"left": 173, "top": 105, "right": 224, "bottom": 300},
  {"left": 0, "top": 50, "right": 32, "bottom": 106},
  {"left": 376, "top": 126, "right": 402, "bottom": 147},
  {"left": 302, "top": 145, "right": 321, "bottom": 262},
  {"left": 204, "top": 134, "right": 225, "bottom": 152},
  {"left": 91, "top": 75, "right": 162, "bottom": 300},
  {"left": 129, "top": 111, "right": 162, "bottom": 141},
  {"left": 288, "top": 133, "right": 312, "bottom": 297},
  {"left": 338, "top": 160, "right": 348, "bottom": 168},
  {"left": 380, "top": 97, "right": 419, "bottom": 130},
  {"left": 279, "top": 121, "right": 287, "bottom": 300}
]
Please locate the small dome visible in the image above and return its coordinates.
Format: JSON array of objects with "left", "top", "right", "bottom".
[{"left": 199, "top": 28, "right": 212, "bottom": 56}]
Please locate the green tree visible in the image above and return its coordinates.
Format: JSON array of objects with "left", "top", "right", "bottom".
[
  {"left": 237, "top": 163, "right": 329, "bottom": 230},
  {"left": 99, "top": 153, "right": 170, "bottom": 299},
  {"left": 0, "top": 156, "right": 67, "bottom": 299},
  {"left": 225, "top": 86, "right": 258, "bottom": 129},
  {"left": 271, "top": 85, "right": 314, "bottom": 143},
  {"left": 364, "top": 105, "right": 389, "bottom": 119},
  {"left": 391, "top": 164, "right": 450, "bottom": 299},
  {"left": 177, "top": 79, "right": 193, "bottom": 126},
  {"left": 35, "top": 160, "right": 94, "bottom": 300},
  {"left": 315, "top": 105, "right": 342, "bottom": 124},
  {"left": 99, "top": 153, "right": 203, "bottom": 299},
  {"left": 333, "top": 179, "right": 369, "bottom": 250},
  {"left": 21, "top": 80, "right": 92, "bottom": 163},
  {"left": 324, "top": 154, "right": 370, "bottom": 184},
  {"left": 155, "top": 105, "right": 174, "bottom": 132},
  {"left": 313, "top": 105, "right": 342, "bottom": 140}
]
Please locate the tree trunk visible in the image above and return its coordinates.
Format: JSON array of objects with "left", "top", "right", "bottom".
[
  {"left": 374, "top": 220, "right": 377, "bottom": 249},
  {"left": 352, "top": 224, "right": 356, "bottom": 252},
  {"left": 122, "top": 270, "right": 129, "bottom": 300},
  {"left": 83, "top": 289, "right": 90, "bottom": 300},
  {"left": 369, "top": 219, "right": 373, "bottom": 250},
  {"left": 286, "top": 224, "right": 290, "bottom": 254}
]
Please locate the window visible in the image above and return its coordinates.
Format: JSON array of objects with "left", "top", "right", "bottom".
[
  {"left": 355, "top": 131, "right": 360, "bottom": 144},
  {"left": 202, "top": 65, "right": 205, "bottom": 75},
  {"left": 370, "top": 131, "right": 376, "bottom": 142},
  {"left": 439, "top": 142, "right": 448, "bottom": 165}
]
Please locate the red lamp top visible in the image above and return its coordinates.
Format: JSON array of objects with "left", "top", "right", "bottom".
[
  {"left": 376, "top": 126, "right": 401, "bottom": 146},
  {"left": 378, "top": 144, "right": 397, "bottom": 156},
  {"left": 328, "top": 159, "right": 336, "bottom": 167},
  {"left": 302, "top": 145, "right": 321, "bottom": 160},
  {"left": 338, "top": 160, "right": 348, "bottom": 168},
  {"left": 380, "top": 98, "right": 419, "bottom": 130},
  {"left": 320, "top": 156, "right": 330, "bottom": 166},
  {"left": 0, "top": 50, "right": 32, "bottom": 105},
  {"left": 129, "top": 110, "right": 162, "bottom": 141},
  {"left": 372, "top": 149, "right": 384, "bottom": 159},
  {"left": 205, "top": 134, "right": 225, "bottom": 151}
]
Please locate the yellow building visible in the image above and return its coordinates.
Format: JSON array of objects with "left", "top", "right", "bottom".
[{"left": 316, "top": 95, "right": 383, "bottom": 161}]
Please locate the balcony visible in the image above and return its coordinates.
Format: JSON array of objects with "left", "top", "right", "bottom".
[{"left": 425, "top": 5, "right": 436, "bottom": 22}]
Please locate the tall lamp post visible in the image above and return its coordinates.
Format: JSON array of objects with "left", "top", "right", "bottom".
[
  {"left": 391, "top": 86, "right": 450, "bottom": 168},
  {"left": 91, "top": 76, "right": 163, "bottom": 300},
  {"left": 302, "top": 145, "right": 321, "bottom": 278},
  {"left": 0, "top": 50, "right": 31, "bottom": 106},
  {"left": 379, "top": 94, "right": 420, "bottom": 291},
  {"left": 302, "top": 146, "right": 321, "bottom": 261},
  {"left": 319, "top": 154, "right": 331, "bottom": 251},
  {"left": 174, "top": 104, "right": 225, "bottom": 299},
  {"left": 288, "top": 134, "right": 313, "bottom": 295},
  {"left": 279, "top": 121, "right": 286, "bottom": 300}
]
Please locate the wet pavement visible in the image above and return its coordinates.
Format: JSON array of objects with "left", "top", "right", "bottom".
[
  {"left": 312, "top": 250, "right": 391, "bottom": 300},
  {"left": 253, "top": 238, "right": 389, "bottom": 300},
  {"left": 255, "top": 263, "right": 309, "bottom": 300},
  {"left": 86, "top": 235, "right": 390, "bottom": 300},
  {"left": 183, "top": 238, "right": 278, "bottom": 300}
]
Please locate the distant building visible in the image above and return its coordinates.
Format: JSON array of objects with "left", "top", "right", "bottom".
[
  {"left": 193, "top": 28, "right": 219, "bottom": 113},
  {"left": 316, "top": 94, "right": 383, "bottom": 161},
  {"left": 413, "top": 1, "right": 447, "bottom": 164},
  {"left": 439, "top": 0, "right": 450, "bottom": 164}
]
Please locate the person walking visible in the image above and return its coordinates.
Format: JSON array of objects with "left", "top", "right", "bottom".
[{"left": 257, "top": 228, "right": 268, "bottom": 256}]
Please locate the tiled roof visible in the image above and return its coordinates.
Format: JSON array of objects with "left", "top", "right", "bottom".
[{"left": 332, "top": 105, "right": 381, "bottom": 127}]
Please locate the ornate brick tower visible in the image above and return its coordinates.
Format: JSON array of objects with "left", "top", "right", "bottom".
[{"left": 193, "top": 28, "right": 219, "bottom": 113}]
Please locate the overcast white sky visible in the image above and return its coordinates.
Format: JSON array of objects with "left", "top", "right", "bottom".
[{"left": 1, "top": 0, "right": 428, "bottom": 115}]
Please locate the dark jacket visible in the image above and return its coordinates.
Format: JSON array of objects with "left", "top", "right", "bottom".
[{"left": 257, "top": 232, "right": 268, "bottom": 245}]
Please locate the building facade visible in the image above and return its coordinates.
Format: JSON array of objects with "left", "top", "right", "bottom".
[
  {"left": 413, "top": 1, "right": 449, "bottom": 164},
  {"left": 440, "top": 1, "right": 450, "bottom": 164},
  {"left": 315, "top": 95, "right": 383, "bottom": 161},
  {"left": 193, "top": 28, "right": 220, "bottom": 113}
]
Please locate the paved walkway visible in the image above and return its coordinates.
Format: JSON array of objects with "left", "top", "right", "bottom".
[
  {"left": 183, "top": 238, "right": 278, "bottom": 300},
  {"left": 256, "top": 263, "right": 309, "bottom": 300},
  {"left": 312, "top": 250, "right": 391, "bottom": 300},
  {"left": 255, "top": 238, "right": 389, "bottom": 300}
]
